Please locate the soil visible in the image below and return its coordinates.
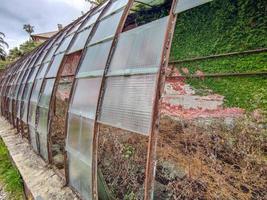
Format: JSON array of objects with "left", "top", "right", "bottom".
[{"left": 155, "top": 115, "right": 267, "bottom": 200}]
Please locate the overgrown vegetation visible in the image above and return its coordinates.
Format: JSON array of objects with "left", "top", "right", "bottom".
[
  {"left": 170, "top": 0, "right": 267, "bottom": 112},
  {"left": 0, "top": 138, "right": 23, "bottom": 200},
  {"left": 0, "top": 40, "right": 41, "bottom": 69},
  {"left": 156, "top": 115, "right": 267, "bottom": 199}
]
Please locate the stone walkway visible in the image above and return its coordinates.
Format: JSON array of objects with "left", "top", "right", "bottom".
[{"left": 0, "top": 117, "right": 78, "bottom": 200}]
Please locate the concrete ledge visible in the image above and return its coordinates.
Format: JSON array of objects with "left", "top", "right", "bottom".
[{"left": 0, "top": 117, "right": 78, "bottom": 200}]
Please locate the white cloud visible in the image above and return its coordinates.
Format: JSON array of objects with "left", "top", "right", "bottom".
[{"left": 0, "top": 0, "right": 91, "bottom": 52}]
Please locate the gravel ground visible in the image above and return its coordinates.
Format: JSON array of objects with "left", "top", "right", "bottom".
[{"left": 0, "top": 185, "right": 7, "bottom": 200}]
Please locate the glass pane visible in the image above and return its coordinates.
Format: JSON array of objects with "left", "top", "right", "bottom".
[
  {"left": 174, "top": 0, "right": 212, "bottom": 14},
  {"left": 46, "top": 53, "right": 65, "bottom": 78},
  {"left": 89, "top": 10, "right": 124, "bottom": 45},
  {"left": 78, "top": 40, "right": 112, "bottom": 76},
  {"left": 39, "top": 79, "right": 55, "bottom": 108},
  {"left": 108, "top": 17, "right": 168, "bottom": 76},
  {"left": 67, "top": 113, "right": 81, "bottom": 150},
  {"left": 97, "top": 125, "right": 148, "bottom": 199},
  {"left": 99, "top": 74, "right": 156, "bottom": 134},
  {"left": 70, "top": 78, "right": 102, "bottom": 119},
  {"left": 68, "top": 27, "right": 92, "bottom": 54}
]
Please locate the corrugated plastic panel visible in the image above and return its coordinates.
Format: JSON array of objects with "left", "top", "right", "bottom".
[
  {"left": 77, "top": 40, "right": 112, "bottom": 77},
  {"left": 89, "top": 10, "right": 123, "bottom": 45},
  {"left": 55, "top": 35, "right": 74, "bottom": 54},
  {"left": 37, "top": 107, "right": 49, "bottom": 134},
  {"left": 108, "top": 17, "right": 168, "bottom": 76},
  {"left": 29, "top": 126, "right": 38, "bottom": 152},
  {"left": 46, "top": 53, "right": 65, "bottom": 78},
  {"left": 43, "top": 45, "right": 58, "bottom": 63},
  {"left": 68, "top": 153, "right": 91, "bottom": 200},
  {"left": 79, "top": 117, "right": 94, "bottom": 159},
  {"left": 38, "top": 79, "right": 55, "bottom": 108},
  {"left": 66, "top": 115, "right": 94, "bottom": 163},
  {"left": 28, "top": 67, "right": 39, "bottom": 83},
  {"left": 28, "top": 102, "right": 37, "bottom": 126},
  {"left": 68, "top": 27, "right": 92, "bottom": 54},
  {"left": 22, "top": 83, "right": 33, "bottom": 101},
  {"left": 70, "top": 78, "right": 102, "bottom": 119},
  {"left": 37, "top": 62, "right": 50, "bottom": 79},
  {"left": 31, "top": 80, "right": 43, "bottom": 103},
  {"left": 101, "top": 0, "right": 128, "bottom": 18},
  {"left": 35, "top": 49, "right": 48, "bottom": 66},
  {"left": 174, "top": 0, "right": 212, "bottom": 14},
  {"left": 99, "top": 74, "right": 156, "bottom": 135},
  {"left": 22, "top": 101, "right": 29, "bottom": 122},
  {"left": 67, "top": 113, "right": 80, "bottom": 150},
  {"left": 81, "top": 11, "right": 101, "bottom": 29},
  {"left": 39, "top": 130, "right": 48, "bottom": 161}
]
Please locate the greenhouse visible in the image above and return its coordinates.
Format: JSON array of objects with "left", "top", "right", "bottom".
[{"left": 0, "top": 0, "right": 266, "bottom": 199}]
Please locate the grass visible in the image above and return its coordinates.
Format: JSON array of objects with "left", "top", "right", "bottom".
[
  {"left": 187, "top": 76, "right": 267, "bottom": 112},
  {"left": 0, "top": 138, "right": 24, "bottom": 200},
  {"left": 170, "top": 0, "right": 267, "bottom": 112}
]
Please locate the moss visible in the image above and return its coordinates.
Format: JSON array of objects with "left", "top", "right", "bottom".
[
  {"left": 170, "top": 0, "right": 267, "bottom": 60},
  {"left": 0, "top": 138, "right": 23, "bottom": 200},
  {"left": 187, "top": 76, "right": 267, "bottom": 112},
  {"left": 170, "top": 0, "right": 267, "bottom": 112}
]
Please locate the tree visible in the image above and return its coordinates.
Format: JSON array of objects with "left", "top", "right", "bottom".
[
  {"left": 8, "top": 40, "right": 40, "bottom": 61},
  {"left": 0, "top": 32, "right": 9, "bottom": 60},
  {"left": 23, "top": 24, "right": 34, "bottom": 38}
]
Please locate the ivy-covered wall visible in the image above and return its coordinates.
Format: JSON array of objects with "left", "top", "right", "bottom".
[{"left": 170, "top": 0, "right": 267, "bottom": 112}]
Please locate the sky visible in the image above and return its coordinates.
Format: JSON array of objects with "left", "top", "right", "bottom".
[{"left": 0, "top": 0, "right": 91, "bottom": 52}]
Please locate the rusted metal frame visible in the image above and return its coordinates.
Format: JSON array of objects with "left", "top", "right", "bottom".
[
  {"left": 2, "top": 64, "right": 19, "bottom": 121},
  {"left": 15, "top": 45, "right": 48, "bottom": 134},
  {"left": 45, "top": 6, "right": 101, "bottom": 169},
  {"left": 90, "top": 0, "right": 135, "bottom": 199},
  {"left": 13, "top": 54, "right": 37, "bottom": 129},
  {"left": 167, "top": 71, "right": 267, "bottom": 79},
  {"left": 61, "top": 0, "right": 114, "bottom": 189},
  {"left": 14, "top": 54, "right": 39, "bottom": 130},
  {"left": 39, "top": 7, "right": 101, "bottom": 163},
  {"left": 31, "top": 26, "right": 82, "bottom": 162},
  {"left": 17, "top": 47, "right": 49, "bottom": 137},
  {"left": 144, "top": 1, "right": 178, "bottom": 199},
  {"left": 169, "top": 47, "right": 267, "bottom": 64},
  {"left": 21, "top": 39, "right": 65, "bottom": 151}
]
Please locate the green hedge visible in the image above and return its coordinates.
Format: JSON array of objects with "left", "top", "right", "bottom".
[{"left": 170, "top": 0, "right": 267, "bottom": 112}]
